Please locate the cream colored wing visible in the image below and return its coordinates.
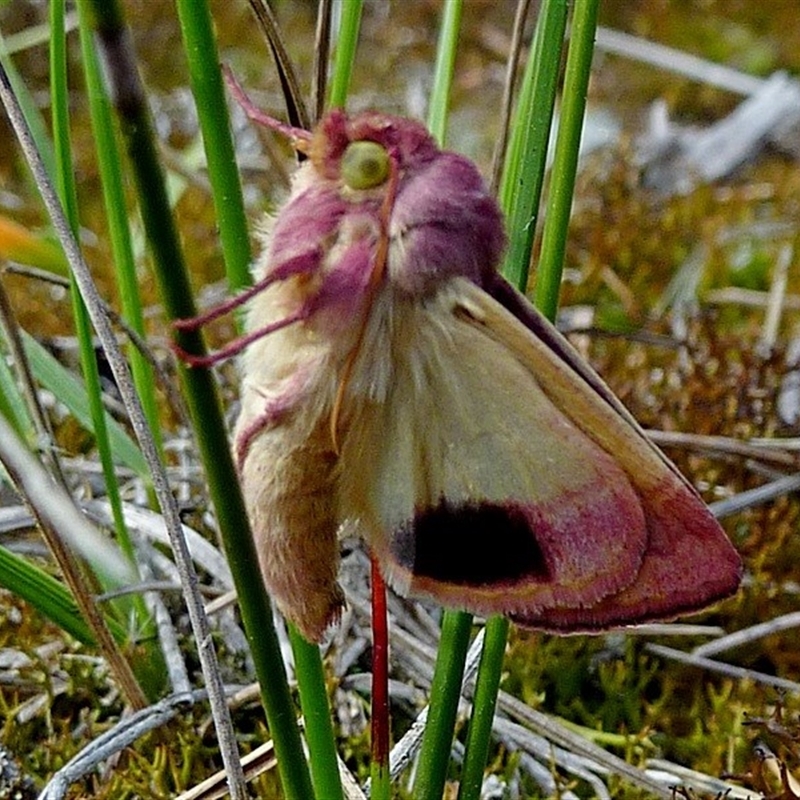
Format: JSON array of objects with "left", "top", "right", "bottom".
[{"left": 338, "top": 278, "right": 741, "bottom": 631}]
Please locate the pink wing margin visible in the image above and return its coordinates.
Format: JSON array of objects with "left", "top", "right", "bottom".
[{"left": 476, "top": 276, "right": 743, "bottom": 629}]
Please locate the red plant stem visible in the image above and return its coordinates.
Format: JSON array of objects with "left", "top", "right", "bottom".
[{"left": 370, "top": 554, "right": 390, "bottom": 777}]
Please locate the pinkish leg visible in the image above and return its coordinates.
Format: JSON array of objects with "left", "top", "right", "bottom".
[
  {"left": 174, "top": 248, "right": 322, "bottom": 333},
  {"left": 172, "top": 247, "right": 326, "bottom": 368},
  {"left": 174, "top": 308, "right": 308, "bottom": 368},
  {"left": 235, "top": 358, "right": 325, "bottom": 470}
]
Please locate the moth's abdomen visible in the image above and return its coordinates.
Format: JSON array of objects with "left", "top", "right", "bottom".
[
  {"left": 234, "top": 258, "right": 351, "bottom": 640},
  {"left": 236, "top": 405, "right": 344, "bottom": 642}
]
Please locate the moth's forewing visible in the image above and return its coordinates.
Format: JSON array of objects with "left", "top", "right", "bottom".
[
  {"left": 472, "top": 280, "right": 742, "bottom": 627},
  {"left": 339, "top": 278, "right": 741, "bottom": 630},
  {"left": 486, "top": 274, "right": 664, "bottom": 439}
]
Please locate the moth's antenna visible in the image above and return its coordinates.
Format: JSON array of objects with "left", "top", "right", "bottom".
[
  {"left": 247, "top": 0, "right": 311, "bottom": 132},
  {"left": 223, "top": 66, "right": 312, "bottom": 152}
]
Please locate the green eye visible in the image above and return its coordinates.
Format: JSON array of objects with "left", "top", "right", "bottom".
[{"left": 341, "top": 140, "right": 390, "bottom": 190}]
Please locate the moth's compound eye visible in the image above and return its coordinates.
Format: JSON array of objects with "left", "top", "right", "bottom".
[{"left": 341, "top": 141, "right": 390, "bottom": 189}]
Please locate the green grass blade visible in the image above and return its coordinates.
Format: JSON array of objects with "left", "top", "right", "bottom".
[
  {"left": 0, "top": 29, "right": 56, "bottom": 182},
  {"left": 50, "top": 0, "right": 139, "bottom": 586},
  {"left": 427, "top": 0, "right": 462, "bottom": 143},
  {"left": 411, "top": 9, "right": 475, "bottom": 797},
  {"left": 0, "top": 341, "right": 33, "bottom": 441},
  {"left": 290, "top": 626, "right": 345, "bottom": 800},
  {"left": 459, "top": 3, "right": 596, "bottom": 795},
  {"left": 73, "top": 3, "right": 165, "bottom": 690},
  {"left": 49, "top": 0, "right": 161, "bottom": 704},
  {"left": 174, "top": 0, "right": 251, "bottom": 293},
  {"left": 0, "top": 406, "right": 150, "bottom": 708},
  {"left": 181, "top": 5, "right": 344, "bottom": 797},
  {"left": 456, "top": 617, "right": 509, "bottom": 800},
  {"left": 412, "top": 610, "right": 473, "bottom": 799},
  {"left": 18, "top": 331, "right": 148, "bottom": 477},
  {"left": 0, "top": 542, "right": 126, "bottom": 646},
  {"left": 0, "top": 215, "right": 67, "bottom": 273},
  {"left": 535, "top": 0, "right": 600, "bottom": 318},
  {"left": 266, "top": 8, "right": 374, "bottom": 797},
  {"left": 328, "top": 0, "right": 362, "bottom": 108},
  {"left": 500, "top": 0, "right": 569, "bottom": 293},
  {"left": 76, "top": 2, "right": 163, "bottom": 461}
]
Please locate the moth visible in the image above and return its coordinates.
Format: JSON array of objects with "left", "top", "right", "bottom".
[{"left": 183, "top": 97, "right": 742, "bottom": 643}]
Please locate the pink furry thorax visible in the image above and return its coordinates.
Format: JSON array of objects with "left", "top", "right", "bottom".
[{"left": 264, "top": 109, "right": 508, "bottom": 313}]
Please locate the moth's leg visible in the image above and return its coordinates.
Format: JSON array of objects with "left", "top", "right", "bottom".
[{"left": 234, "top": 358, "right": 327, "bottom": 471}]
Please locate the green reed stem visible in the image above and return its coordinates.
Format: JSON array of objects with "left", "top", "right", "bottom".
[
  {"left": 427, "top": 0, "right": 462, "bottom": 143},
  {"left": 0, "top": 542, "right": 127, "bottom": 646},
  {"left": 500, "top": 0, "right": 568, "bottom": 294},
  {"left": 458, "top": 2, "right": 599, "bottom": 797},
  {"left": 174, "top": 0, "right": 251, "bottom": 292},
  {"left": 50, "top": 1, "right": 160, "bottom": 705},
  {"left": 456, "top": 617, "right": 509, "bottom": 800},
  {"left": 190, "top": 0, "right": 346, "bottom": 789},
  {"left": 76, "top": 2, "right": 163, "bottom": 462},
  {"left": 328, "top": 0, "right": 363, "bottom": 108},
  {"left": 290, "top": 625, "right": 345, "bottom": 800},
  {"left": 410, "top": 8, "right": 475, "bottom": 797},
  {"left": 535, "top": 0, "right": 600, "bottom": 317},
  {"left": 413, "top": 610, "right": 474, "bottom": 799},
  {"left": 51, "top": 0, "right": 132, "bottom": 580},
  {"left": 460, "top": 1, "right": 570, "bottom": 794}
]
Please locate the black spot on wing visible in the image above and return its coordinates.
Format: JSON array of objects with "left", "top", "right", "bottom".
[{"left": 391, "top": 499, "right": 550, "bottom": 587}]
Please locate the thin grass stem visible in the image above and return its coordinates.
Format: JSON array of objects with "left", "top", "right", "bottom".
[
  {"left": 50, "top": 0, "right": 153, "bottom": 704},
  {"left": 311, "top": 0, "right": 333, "bottom": 122},
  {"left": 174, "top": 0, "right": 252, "bottom": 293},
  {"left": 427, "top": 0, "right": 462, "bottom": 144},
  {"left": 452, "top": 0, "right": 563, "bottom": 781},
  {"left": 0, "top": 411, "right": 147, "bottom": 709},
  {"left": 535, "top": 0, "right": 600, "bottom": 318},
  {"left": 73, "top": 3, "right": 311, "bottom": 796},
  {"left": 412, "top": 610, "right": 473, "bottom": 799},
  {"left": 290, "top": 626, "right": 345, "bottom": 800},
  {"left": 0, "top": 541, "right": 126, "bottom": 645},
  {"left": 460, "top": 4, "right": 597, "bottom": 796},
  {"left": 76, "top": 2, "right": 163, "bottom": 462},
  {"left": 327, "top": 0, "right": 363, "bottom": 108},
  {"left": 410, "top": 8, "right": 476, "bottom": 796},
  {"left": 501, "top": 0, "right": 569, "bottom": 294},
  {"left": 457, "top": 616, "right": 509, "bottom": 800},
  {"left": 0, "top": 29, "right": 55, "bottom": 179}
]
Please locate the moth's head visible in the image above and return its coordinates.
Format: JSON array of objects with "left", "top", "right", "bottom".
[
  {"left": 306, "top": 109, "right": 440, "bottom": 187},
  {"left": 268, "top": 105, "right": 506, "bottom": 293}
]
